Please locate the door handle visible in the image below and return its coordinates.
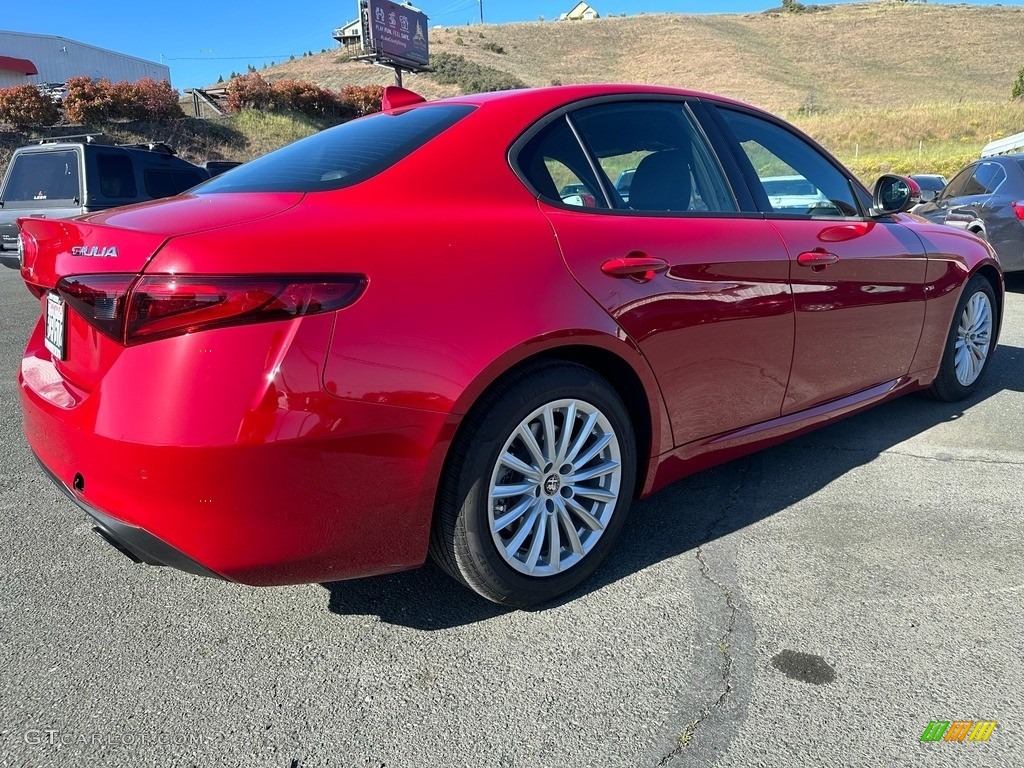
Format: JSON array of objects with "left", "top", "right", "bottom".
[
  {"left": 797, "top": 249, "right": 839, "bottom": 270},
  {"left": 601, "top": 254, "right": 669, "bottom": 281}
]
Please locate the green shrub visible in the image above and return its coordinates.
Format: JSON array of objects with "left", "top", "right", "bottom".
[
  {"left": 430, "top": 53, "right": 526, "bottom": 93},
  {"left": 1012, "top": 66, "right": 1024, "bottom": 101},
  {"left": 481, "top": 42, "right": 506, "bottom": 54}
]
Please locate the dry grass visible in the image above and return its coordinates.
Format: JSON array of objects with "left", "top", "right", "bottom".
[
  {"left": 792, "top": 101, "right": 1024, "bottom": 182},
  {"left": 5, "top": 5, "right": 1023, "bottom": 178},
  {"left": 249, "top": 4, "right": 1024, "bottom": 113},
  {"left": 412, "top": 3, "right": 1024, "bottom": 112}
]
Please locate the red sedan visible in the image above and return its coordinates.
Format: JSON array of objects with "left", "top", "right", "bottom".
[{"left": 16, "top": 85, "right": 1003, "bottom": 606}]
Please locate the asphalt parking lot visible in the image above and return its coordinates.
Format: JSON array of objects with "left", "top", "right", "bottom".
[{"left": 0, "top": 265, "right": 1021, "bottom": 768}]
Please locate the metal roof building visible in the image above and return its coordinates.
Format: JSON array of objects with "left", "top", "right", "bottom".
[{"left": 0, "top": 30, "right": 170, "bottom": 88}]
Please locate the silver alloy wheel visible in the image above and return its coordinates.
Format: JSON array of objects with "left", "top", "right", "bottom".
[
  {"left": 954, "top": 290, "right": 993, "bottom": 386},
  {"left": 487, "top": 398, "right": 622, "bottom": 577}
]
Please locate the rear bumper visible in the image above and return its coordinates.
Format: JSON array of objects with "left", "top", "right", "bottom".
[
  {"left": 19, "top": 316, "right": 454, "bottom": 586},
  {"left": 36, "top": 456, "right": 221, "bottom": 578}
]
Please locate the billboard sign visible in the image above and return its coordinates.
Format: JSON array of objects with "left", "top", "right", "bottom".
[{"left": 362, "top": 0, "right": 429, "bottom": 69}]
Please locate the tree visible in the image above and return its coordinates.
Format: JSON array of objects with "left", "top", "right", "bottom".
[{"left": 1013, "top": 67, "right": 1024, "bottom": 101}]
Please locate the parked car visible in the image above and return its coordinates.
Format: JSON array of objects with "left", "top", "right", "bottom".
[
  {"left": 16, "top": 84, "right": 1003, "bottom": 607},
  {"left": 614, "top": 168, "right": 635, "bottom": 203},
  {"left": 0, "top": 136, "right": 209, "bottom": 267},
  {"left": 914, "top": 155, "right": 1024, "bottom": 272},
  {"left": 909, "top": 173, "right": 947, "bottom": 203},
  {"left": 761, "top": 174, "right": 832, "bottom": 212}
]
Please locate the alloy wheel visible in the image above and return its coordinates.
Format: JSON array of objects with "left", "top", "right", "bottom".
[
  {"left": 487, "top": 398, "right": 622, "bottom": 577},
  {"left": 954, "top": 290, "right": 993, "bottom": 386}
]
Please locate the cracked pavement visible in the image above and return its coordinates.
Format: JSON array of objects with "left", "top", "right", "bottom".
[{"left": 1, "top": 267, "right": 1022, "bottom": 767}]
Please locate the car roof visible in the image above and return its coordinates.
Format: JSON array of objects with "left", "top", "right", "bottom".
[{"left": 400, "top": 83, "right": 758, "bottom": 115}]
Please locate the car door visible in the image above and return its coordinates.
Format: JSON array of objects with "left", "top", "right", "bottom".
[
  {"left": 514, "top": 99, "right": 794, "bottom": 447},
  {"left": 929, "top": 161, "right": 1005, "bottom": 237},
  {"left": 710, "top": 105, "right": 929, "bottom": 414}
]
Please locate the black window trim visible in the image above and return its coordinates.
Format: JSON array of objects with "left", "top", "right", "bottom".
[{"left": 508, "top": 93, "right": 755, "bottom": 220}]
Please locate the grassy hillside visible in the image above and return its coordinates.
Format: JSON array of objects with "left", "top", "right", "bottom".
[
  {"left": 3, "top": 3, "right": 1022, "bottom": 182},
  {"left": 254, "top": 2, "right": 1024, "bottom": 180},
  {"left": 260, "top": 3, "right": 1024, "bottom": 114}
]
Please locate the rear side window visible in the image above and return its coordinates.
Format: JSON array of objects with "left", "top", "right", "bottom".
[
  {"left": 517, "top": 100, "right": 736, "bottom": 214},
  {"left": 145, "top": 169, "right": 206, "bottom": 199},
  {"left": 198, "top": 104, "right": 475, "bottom": 193},
  {"left": 963, "top": 163, "right": 1005, "bottom": 196},
  {"left": 97, "top": 153, "right": 137, "bottom": 198},
  {"left": 1, "top": 150, "right": 80, "bottom": 206}
]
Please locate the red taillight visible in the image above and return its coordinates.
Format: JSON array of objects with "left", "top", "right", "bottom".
[
  {"left": 1012, "top": 201, "right": 1024, "bottom": 220},
  {"left": 55, "top": 274, "right": 366, "bottom": 345},
  {"left": 57, "top": 274, "right": 136, "bottom": 342},
  {"left": 126, "top": 275, "right": 365, "bottom": 343}
]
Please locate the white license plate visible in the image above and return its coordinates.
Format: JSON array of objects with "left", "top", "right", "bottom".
[{"left": 44, "top": 292, "right": 66, "bottom": 360}]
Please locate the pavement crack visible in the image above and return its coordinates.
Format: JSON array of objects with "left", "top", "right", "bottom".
[{"left": 658, "top": 461, "right": 748, "bottom": 766}]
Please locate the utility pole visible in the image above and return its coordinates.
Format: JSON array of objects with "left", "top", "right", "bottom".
[{"left": 478, "top": 0, "right": 483, "bottom": 24}]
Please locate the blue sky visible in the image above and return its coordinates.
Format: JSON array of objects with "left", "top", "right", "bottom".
[{"left": 5, "top": 1, "right": 1022, "bottom": 90}]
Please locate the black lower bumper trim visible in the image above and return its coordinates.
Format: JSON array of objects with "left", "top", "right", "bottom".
[{"left": 35, "top": 456, "right": 223, "bottom": 580}]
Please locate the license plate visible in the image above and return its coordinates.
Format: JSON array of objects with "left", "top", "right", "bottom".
[{"left": 44, "top": 292, "right": 66, "bottom": 360}]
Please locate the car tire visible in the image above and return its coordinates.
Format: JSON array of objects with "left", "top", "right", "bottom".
[
  {"left": 924, "top": 274, "right": 997, "bottom": 402},
  {"left": 430, "top": 361, "right": 637, "bottom": 607}
]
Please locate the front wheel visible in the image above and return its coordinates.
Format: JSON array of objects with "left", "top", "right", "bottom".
[
  {"left": 925, "top": 274, "right": 997, "bottom": 401},
  {"left": 430, "top": 362, "right": 637, "bottom": 607}
]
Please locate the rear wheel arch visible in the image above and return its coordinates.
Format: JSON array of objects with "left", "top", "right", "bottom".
[
  {"left": 439, "top": 345, "right": 658, "bottom": 513},
  {"left": 429, "top": 358, "right": 639, "bottom": 605}
]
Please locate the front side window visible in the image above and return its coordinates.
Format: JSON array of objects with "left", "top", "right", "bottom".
[
  {"left": 1, "top": 150, "right": 80, "bottom": 206},
  {"left": 718, "top": 108, "right": 862, "bottom": 218},
  {"left": 941, "top": 165, "right": 975, "bottom": 199},
  {"left": 198, "top": 104, "right": 475, "bottom": 194}
]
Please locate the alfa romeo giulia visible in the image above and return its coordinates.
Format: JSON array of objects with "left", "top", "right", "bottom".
[{"left": 16, "top": 84, "right": 1003, "bottom": 606}]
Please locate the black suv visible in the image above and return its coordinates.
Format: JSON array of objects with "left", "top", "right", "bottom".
[{"left": 0, "top": 135, "right": 209, "bottom": 266}]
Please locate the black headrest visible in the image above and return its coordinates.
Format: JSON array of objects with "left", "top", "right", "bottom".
[{"left": 628, "top": 149, "right": 693, "bottom": 212}]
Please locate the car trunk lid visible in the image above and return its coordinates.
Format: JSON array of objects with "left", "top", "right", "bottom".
[{"left": 18, "top": 192, "right": 304, "bottom": 395}]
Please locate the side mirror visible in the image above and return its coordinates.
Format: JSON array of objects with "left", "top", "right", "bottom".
[{"left": 871, "top": 174, "right": 921, "bottom": 216}]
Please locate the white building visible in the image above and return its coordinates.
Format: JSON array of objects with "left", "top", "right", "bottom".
[
  {"left": 0, "top": 30, "right": 170, "bottom": 88},
  {"left": 560, "top": 2, "right": 600, "bottom": 21}
]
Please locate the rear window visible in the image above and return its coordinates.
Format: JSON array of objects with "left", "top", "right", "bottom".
[
  {"left": 197, "top": 104, "right": 475, "bottom": 194},
  {"left": 1, "top": 150, "right": 81, "bottom": 206}
]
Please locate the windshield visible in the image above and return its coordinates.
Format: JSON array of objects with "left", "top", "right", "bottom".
[{"left": 197, "top": 104, "right": 475, "bottom": 194}]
